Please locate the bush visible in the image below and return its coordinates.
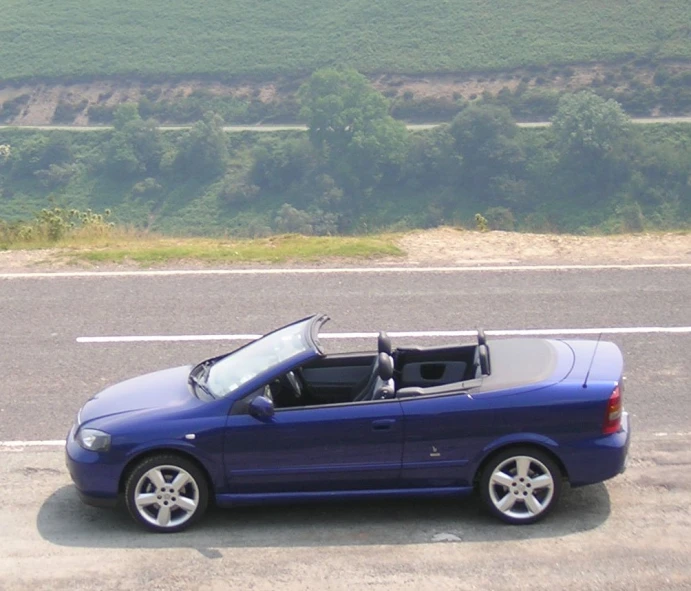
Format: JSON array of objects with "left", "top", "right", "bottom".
[
  {"left": 273, "top": 204, "right": 340, "bottom": 235},
  {"left": 250, "top": 136, "right": 314, "bottom": 191},
  {"left": 173, "top": 112, "right": 229, "bottom": 178},
  {"left": 614, "top": 200, "right": 645, "bottom": 232},
  {"left": 132, "top": 177, "right": 163, "bottom": 195},
  {"left": 33, "top": 163, "right": 81, "bottom": 188},
  {"left": 52, "top": 99, "right": 88, "bottom": 123},
  {"left": 474, "top": 213, "right": 488, "bottom": 231},
  {"left": 9, "top": 134, "right": 74, "bottom": 178},
  {"left": 484, "top": 206, "right": 516, "bottom": 230},
  {"left": 390, "top": 96, "right": 466, "bottom": 121},
  {"left": 0, "top": 206, "right": 114, "bottom": 244},
  {"left": 87, "top": 104, "right": 117, "bottom": 123},
  {"left": 219, "top": 175, "right": 260, "bottom": 204},
  {"left": 274, "top": 204, "right": 314, "bottom": 234},
  {"left": 0, "top": 94, "right": 30, "bottom": 122},
  {"left": 521, "top": 212, "right": 553, "bottom": 233}
]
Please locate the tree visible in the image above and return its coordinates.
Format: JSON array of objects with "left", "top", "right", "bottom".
[
  {"left": 174, "top": 112, "right": 229, "bottom": 178},
  {"left": 298, "top": 68, "right": 408, "bottom": 201},
  {"left": 551, "top": 91, "right": 631, "bottom": 162},
  {"left": 550, "top": 91, "right": 632, "bottom": 200},
  {"left": 402, "top": 127, "right": 458, "bottom": 189},
  {"left": 250, "top": 136, "right": 315, "bottom": 191},
  {"left": 9, "top": 133, "right": 74, "bottom": 179},
  {"left": 105, "top": 105, "right": 164, "bottom": 178},
  {"left": 448, "top": 104, "right": 525, "bottom": 204}
]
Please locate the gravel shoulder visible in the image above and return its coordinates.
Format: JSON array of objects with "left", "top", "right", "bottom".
[
  {"left": 397, "top": 228, "right": 691, "bottom": 266},
  {"left": 1, "top": 434, "right": 689, "bottom": 591},
  {"left": 0, "top": 228, "right": 690, "bottom": 272}
]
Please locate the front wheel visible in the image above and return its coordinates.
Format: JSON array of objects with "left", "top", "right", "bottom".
[
  {"left": 124, "top": 454, "right": 209, "bottom": 533},
  {"left": 479, "top": 447, "right": 562, "bottom": 525}
]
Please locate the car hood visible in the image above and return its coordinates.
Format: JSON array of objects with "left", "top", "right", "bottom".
[{"left": 79, "top": 365, "right": 195, "bottom": 426}]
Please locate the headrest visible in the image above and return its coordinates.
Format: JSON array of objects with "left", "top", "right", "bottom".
[
  {"left": 378, "top": 331, "right": 392, "bottom": 355},
  {"left": 478, "top": 344, "right": 490, "bottom": 375},
  {"left": 378, "top": 352, "right": 394, "bottom": 380}
]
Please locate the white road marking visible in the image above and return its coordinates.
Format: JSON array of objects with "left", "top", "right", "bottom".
[
  {"left": 2, "top": 262, "right": 691, "bottom": 279},
  {"left": 0, "top": 440, "right": 65, "bottom": 448},
  {"left": 654, "top": 432, "right": 691, "bottom": 437},
  {"left": 76, "top": 326, "right": 691, "bottom": 343}
]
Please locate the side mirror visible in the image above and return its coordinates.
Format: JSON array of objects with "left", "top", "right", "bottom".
[{"left": 248, "top": 395, "right": 275, "bottom": 421}]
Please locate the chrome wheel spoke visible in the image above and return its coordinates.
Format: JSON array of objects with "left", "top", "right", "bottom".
[
  {"left": 147, "top": 468, "right": 167, "bottom": 490},
  {"left": 135, "top": 493, "right": 158, "bottom": 508},
  {"left": 491, "top": 471, "right": 514, "bottom": 488},
  {"left": 530, "top": 474, "right": 552, "bottom": 490},
  {"left": 525, "top": 494, "right": 543, "bottom": 515},
  {"left": 496, "top": 492, "right": 517, "bottom": 513},
  {"left": 175, "top": 496, "right": 197, "bottom": 513},
  {"left": 171, "top": 471, "right": 191, "bottom": 492},
  {"left": 156, "top": 505, "right": 171, "bottom": 527},
  {"left": 515, "top": 457, "right": 531, "bottom": 479}
]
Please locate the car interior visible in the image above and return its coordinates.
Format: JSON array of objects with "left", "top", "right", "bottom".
[{"left": 269, "top": 330, "right": 490, "bottom": 409}]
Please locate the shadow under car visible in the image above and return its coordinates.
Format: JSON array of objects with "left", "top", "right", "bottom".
[{"left": 37, "top": 483, "right": 611, "bottom": 551}]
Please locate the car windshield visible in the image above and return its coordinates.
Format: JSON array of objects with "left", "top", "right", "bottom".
[{"left": 205, "top": 318, "right": 315, "bottom": 398}]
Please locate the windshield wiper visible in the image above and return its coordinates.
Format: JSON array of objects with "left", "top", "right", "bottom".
[
  {"left": 199, "top": 360, "right": 214, "bottom": 381},
  {"left": 189, "top": 374, "right": 214, "bottom": 398}
]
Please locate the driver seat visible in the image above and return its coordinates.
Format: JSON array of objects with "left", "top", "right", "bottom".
[
  {"left": 353, "top": 352, "right": 395, "bottom": 402},
  {"left": 350, "top": 331, "right": 392, "bottom": 400}
]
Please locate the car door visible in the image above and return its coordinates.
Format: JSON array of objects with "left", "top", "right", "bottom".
[
  {"left": 399, "top": 391, "right": 498, "bottom": 488},
  {"left": 223, "top": 389, "right": 404, "bottom": 494}
]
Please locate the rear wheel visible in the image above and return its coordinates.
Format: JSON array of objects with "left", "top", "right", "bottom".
[
  {"left": 124, "top": 454, "right": 209, "bottom": 533},
  {"left": 480, "top": 447, "right": 561, "bottom": 525}
]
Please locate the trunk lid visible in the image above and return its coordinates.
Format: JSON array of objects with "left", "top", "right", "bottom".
[{"left": 560, "top": 339, "right": 624, "bottom": 386}]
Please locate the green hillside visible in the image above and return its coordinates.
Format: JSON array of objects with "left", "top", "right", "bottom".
[{"left": 1, "top": 0, "right": 690, "bottom": 82}]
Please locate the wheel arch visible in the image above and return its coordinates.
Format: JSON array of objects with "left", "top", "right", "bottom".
[{"left": 472, "top": 441, "right": 569, "bottom": 486}]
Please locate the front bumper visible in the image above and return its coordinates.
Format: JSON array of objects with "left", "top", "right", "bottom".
[
  {"left": 564, "top": 411, "right": 631, "bottom": 487},
  {"left": 65, "top": 425, "right": 121, "bottom": 507}
]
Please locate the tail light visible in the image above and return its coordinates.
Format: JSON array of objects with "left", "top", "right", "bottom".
[{"left": 602, "top": 384, "right": 622, "bottom": 435}]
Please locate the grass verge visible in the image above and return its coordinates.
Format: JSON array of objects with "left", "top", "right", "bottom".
[{"left": 23, "top": 231, "right": 404, "bottom": 265}]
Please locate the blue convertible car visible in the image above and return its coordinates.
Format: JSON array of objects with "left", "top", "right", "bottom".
[{"left": 66, "top": 314, "right": 630, "bottom": 533}]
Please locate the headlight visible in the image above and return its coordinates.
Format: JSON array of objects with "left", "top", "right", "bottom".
[{"left": 76, "top": 428, "right": 111, "bottom": 452}]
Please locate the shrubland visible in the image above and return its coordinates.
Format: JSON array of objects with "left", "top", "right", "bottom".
[{"left": 1, "top": 69, "right": 689, "bottom": 243}]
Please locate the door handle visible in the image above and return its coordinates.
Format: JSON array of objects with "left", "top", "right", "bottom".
[{"left": 372, "top": 419, "right": 396, "bottom": 431}]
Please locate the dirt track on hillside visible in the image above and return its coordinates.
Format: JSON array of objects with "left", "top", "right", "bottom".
[{"left": 4, "top": 61, "right": 691, "bottom": 126}]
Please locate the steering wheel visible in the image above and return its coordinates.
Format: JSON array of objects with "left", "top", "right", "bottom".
[{"left": 285, "top": 371, "right": 303, "bottom": 398}]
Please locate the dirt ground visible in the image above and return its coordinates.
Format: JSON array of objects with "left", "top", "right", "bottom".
[
  {"left": 0, "top": 228, "right": 690, "bottom": 272},
  {"left": 396, "top": 228, "right": 691, "bottom": 266},
  {"left": 1, "top": 434, "right": 690, "bottom": 590},
  {"left": 4, "top": 61, "right": 691, "bottom": 126}
]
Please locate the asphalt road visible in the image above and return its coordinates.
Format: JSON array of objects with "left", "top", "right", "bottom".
[
  {"left": 1, "top": 266, "right": 689, "bottom": 440},
  {"left": 0, "top": 265, "right": 690, "bottom": 590}
]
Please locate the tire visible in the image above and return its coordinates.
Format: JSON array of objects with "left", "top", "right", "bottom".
[
  {"left": 124, "top": 454, "right": 209, "bottom": 533},
  {"left": 479, "top": 447, "right": 562, "bottom": 525}
]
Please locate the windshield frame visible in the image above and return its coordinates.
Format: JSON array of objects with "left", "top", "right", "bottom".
[{"left": 190, "top": 314, "right": 328, "bottom": 400}]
